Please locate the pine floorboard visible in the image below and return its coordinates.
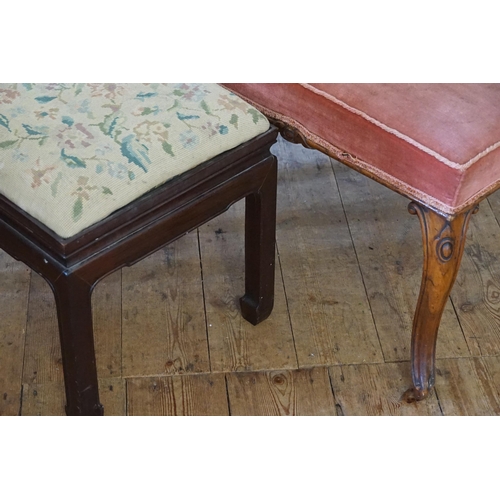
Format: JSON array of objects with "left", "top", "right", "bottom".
[{"left": 2, "top": 137, "right": 500, "bottom": 415}]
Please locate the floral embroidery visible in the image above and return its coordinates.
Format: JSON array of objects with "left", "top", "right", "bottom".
[
  {"left": 56, "top": 122, "right": 95, "bottom": 150},
  {"left": 96, "top": 161, "right": 129, "bottom": 179},
  {"left": 0, "top": 88, "right": 20, "bottom": 104},
  {"left": 217, "top": 94, "right": 249, "bottom": 112},
  {"left": 0, "top": 83, "right": 269, "bottom": 237},
  {"left": 71, "top": 176, "right": 98, "bottom": 221},
  {"left": 28, "top": 160, "right": 56, "bottom": 188},
  {"left": 173, "top": 83, "right": 209, "bottom": 102},
  {"left": 88, "top": 83, "right": 125, "bottom": 100},
  {"left": 179, "top": 130, "right": 199, "bottom": 149},
  {"left": 35, "top": 108, "right": 58, "bottom": 120},
  {"left": 133, "top": 120, "right": 169, "bottom": 144},
  {"left": 12, "top": 150, "right": 29, "bottom": 162},
  {"left": 201, "top": 121, "right": 219, "bottom": 137},
  {"left": 10, "top": 107, "right": 26, "bottom": 117}
]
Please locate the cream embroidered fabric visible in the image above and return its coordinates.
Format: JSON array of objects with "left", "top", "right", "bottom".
[{"left": 0, "top": 83, "right": 269, "bottom": 238}]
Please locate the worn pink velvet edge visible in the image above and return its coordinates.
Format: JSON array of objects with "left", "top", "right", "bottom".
[{"left": 221, "top": 83, "right": 500, "bottom": 215}]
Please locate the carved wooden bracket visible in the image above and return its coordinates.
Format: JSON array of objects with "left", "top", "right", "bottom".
[{"left": 269, "top": 117, "right": 315, "bottom": 150}]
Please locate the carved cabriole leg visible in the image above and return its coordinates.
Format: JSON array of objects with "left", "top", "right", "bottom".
[
  {"left": 51, "top": 271, "right": 103, "bottom": 416},
  {"left": 403, "top": 202, "right": 478, "bottom": 402},
  {"left": 240, "top": 157, "right": 278, "bottom": 325}
]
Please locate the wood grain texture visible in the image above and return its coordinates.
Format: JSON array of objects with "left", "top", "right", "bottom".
[
  {"left": 121, "top": 233, "right": 210, "bottom": 377},
  {"left": 7, "top": 135, "right": 500, "bottom": 415},
  {"left": 403, "top": 202, "right": 476, "bottom": 402},
  {"left": 22, "top": 271, "right": 123, "bottom": 385},
  {"left": 434, "top": 357, "right": 500, "bottom": 415},
  {"left": 480, "top": 356, "right": 500, "bottom": 406},
  {"left": 452, "top": 202, "right": 500, "bottom": 356},
  {"left": 22, "top": 272, "right": 63, "bottom": 385},
  {"left": 199, "top": 200, "right": 296, "bottom": 372},
  {"left": 332, "top": 161, "right": 469, "bottom": 363},
  {"left": 274, "top": 139, "right": 382, "bottom": 366},
  {"left": 486, "top": 189, "right": 500, "bottom": 217},
  {"left": 126, "top": 373, "right": 228, "bottom": 416},
  {"left": 329, "top": 363, "right": 442, "bottom": 415},
  {"left": 226, "top": 366, "right": 337, "bottom": 415},
  {"left": 21, "top": 378, "right": 125, "bottom": 416},
  {"left": 0, "top": 250, "right": 30, "bottom": 416},
  {"left": 92, "top": 271, "right": 123, "bottom": 377}
]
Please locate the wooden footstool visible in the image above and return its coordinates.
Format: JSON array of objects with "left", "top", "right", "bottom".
[
  {"left": 223, "top": 83, "right": 500, "bottom": 401},
  {"left": 0, "top": 83, "right": 278, "bottom": 415}
]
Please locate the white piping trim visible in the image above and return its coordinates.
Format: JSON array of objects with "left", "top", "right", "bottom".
[
  {"left": 225, "top": 86, "right": 500, "bottom": 213},
  {"left": 464, "top": 139, "right": 500, "bottom": 169},
  {"left": 227, "top": 92, "right": 488, "bottom": 214},
  {"left": 300, "top": 83, "right": 500, "bottom": 172}
]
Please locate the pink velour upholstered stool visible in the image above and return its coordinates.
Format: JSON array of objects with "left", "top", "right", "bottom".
[{"left": 223, "top": 83, "right": 500, "bottom": 401}]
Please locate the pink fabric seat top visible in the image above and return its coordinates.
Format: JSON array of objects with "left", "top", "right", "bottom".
[{"left": 222, "top": 84, "right": 500, "bottom": 215}]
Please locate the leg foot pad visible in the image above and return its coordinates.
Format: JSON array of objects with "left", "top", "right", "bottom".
[{"left": 401, "top": 386, "right": 429, "bottom": 403}]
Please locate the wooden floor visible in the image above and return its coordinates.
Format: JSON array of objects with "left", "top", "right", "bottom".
[{"left": 3, "top": 137, "right": 500, "bottom": 416}]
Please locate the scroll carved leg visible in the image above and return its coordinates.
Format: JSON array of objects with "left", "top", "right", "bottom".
[
  {"left": 403, "top": 202, "right": 477, "bottom": 402},
  {"left": 240, "top": 157, "right": 278, "bottom": 325}
]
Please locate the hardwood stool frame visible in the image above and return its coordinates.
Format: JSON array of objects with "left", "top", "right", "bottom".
[{"left": 0, "top": 127, "right": 278, "bottom": 416}]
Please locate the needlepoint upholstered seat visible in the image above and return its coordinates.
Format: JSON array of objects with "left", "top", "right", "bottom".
[
  {"left": 0, "top": 83, "right": 269, "bottom": 238},
  {"left": 0, "top": 83, "right": 278, "bottom": 415},
  {"left": 223, "top": 83, "right": 500, "bottom": 402}
]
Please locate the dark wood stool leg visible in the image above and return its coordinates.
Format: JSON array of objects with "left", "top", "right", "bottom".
[
  {"left": 403, "top": 202, "right": 477, "bottom": 402},
  {"left": 240, "top": 157, "right": 278, "bottom": 325},
  {"left": 51, "top": 272, "right": 103, "bottom": 416}
]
